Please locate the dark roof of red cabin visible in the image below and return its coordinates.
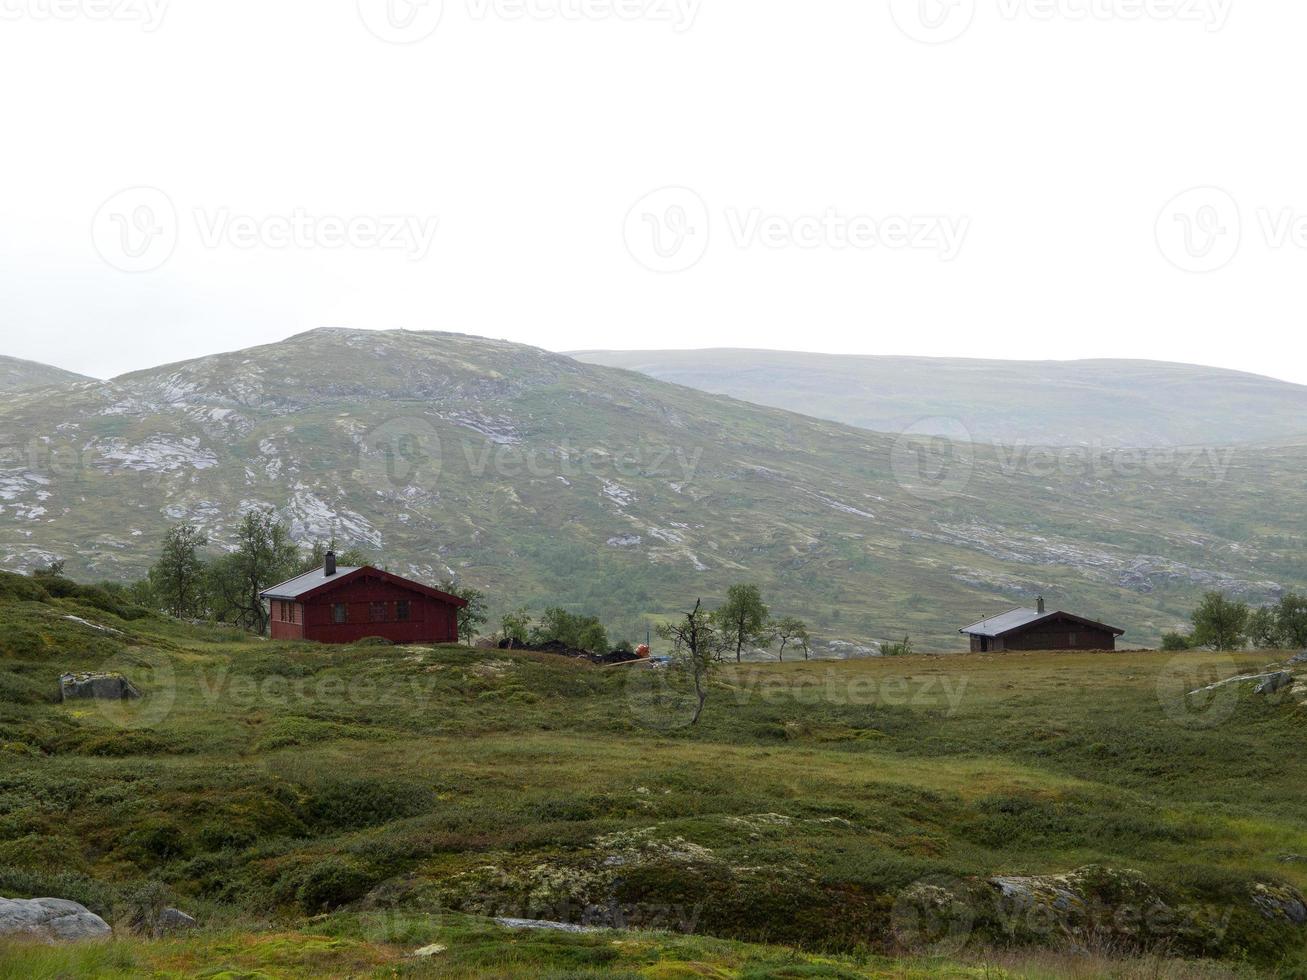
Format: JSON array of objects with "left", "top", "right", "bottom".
[{"left": 260, "top": 565, "right": 468, "bottom": 607}]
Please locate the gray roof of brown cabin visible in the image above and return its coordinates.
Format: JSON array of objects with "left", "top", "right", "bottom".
[{"left": 960, "top": 607, "right": 1124, "bottom": 638}]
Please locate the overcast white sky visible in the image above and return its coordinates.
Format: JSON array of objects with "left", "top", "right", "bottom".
[{"left": 1, "top": 0, "right": 1305, "bottom": 384}]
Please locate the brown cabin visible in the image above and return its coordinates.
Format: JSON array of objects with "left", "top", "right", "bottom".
[
  {"left": 260, "top": 552, "right": 467, "bottom": 645},
  {"left": 960, "top": 597, "right": 1124, "bottom": 653}
]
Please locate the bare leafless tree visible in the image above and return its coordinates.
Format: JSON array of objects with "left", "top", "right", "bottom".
[{"left": 656, "top": 599, "right": 720, "bottom": 725}]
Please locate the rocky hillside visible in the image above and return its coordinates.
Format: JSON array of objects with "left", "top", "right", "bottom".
[
  {"left": 573, "top": 349, "right": 1307, "bottom": 449},
  {"left": 0, "top": 328, "right": 1304, "bottom": 650},
  {"left": 0, "top": 355, "right": 91, "bottom": 394}
]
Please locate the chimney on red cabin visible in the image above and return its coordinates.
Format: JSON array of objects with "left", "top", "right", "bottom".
[
  {"left": 325, "top": 550, "right": 337, "bottom": 577},
  {"left": 1037, "top": 595, "right": 1045, "bottom": 614}
]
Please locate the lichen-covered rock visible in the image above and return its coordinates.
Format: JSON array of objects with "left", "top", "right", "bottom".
[
  {"left": 894, "top": 866, "right": 1228, "bottom": 957},
  {"left": 0, "top": 897, "right": 112, "bottom": 942},
  {"left": 59, "top": 672, "right": 140, "bottom": 702},
  {"left": 1250, "top": 883, "right": 1307, "bottom": 925}
]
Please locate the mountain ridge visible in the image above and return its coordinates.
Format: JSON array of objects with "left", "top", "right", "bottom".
[
  {"left": 0, "top": 327, "right": 1303, "bottom": 651},
  {"left": 571, "top": 348, "right": 1307, "bottom": 449},
  {"left": 0, "top": 354, "right": 93, "bottom": 393}
]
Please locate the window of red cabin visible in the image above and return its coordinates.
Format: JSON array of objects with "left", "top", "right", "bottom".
[
  {"left": 332, "top": 603, "right": 348, "bottom": 624},
  {"left": 370, "top": 602, "right": 388, "bottom": 623},
  {"left": 396, "top": 600, "right": 410, "bottom": 622}
]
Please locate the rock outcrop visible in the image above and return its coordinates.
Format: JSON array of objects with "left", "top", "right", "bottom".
[
  {"left": 1251, "top": 883, "right": 1307, "bottom": 925},
  {"left": 1254, "top": 671, "right": 1294, "bottom": 696},
  {"left": 58, "top": 673, "right": 140, "bottom": 702},
  {"left": 894, "top": 866, "right": 1307, "bottom": 958},
  {"left": 0, "top": 897, "right": 112, "bottom": 943},
  {"left": 158, "top": 907, "right": 197, "bottom": 932}
]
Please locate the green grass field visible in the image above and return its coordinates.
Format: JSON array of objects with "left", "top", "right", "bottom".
[{"left": 1, "top": 575, "right": 1304, "bottom": 977}]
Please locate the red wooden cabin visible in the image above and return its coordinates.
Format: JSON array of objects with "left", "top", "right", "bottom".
[{"left": 261, "top": 552, "right": 467, "bottom": 645}]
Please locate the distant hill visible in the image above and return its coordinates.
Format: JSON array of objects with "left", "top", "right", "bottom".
[
  {"left": 0, "top": 355, "right": 91, "bottom": 393},
  {"left": 571, "top": 350, "right": 1307, "bottom": 448},
  {"left": 0, "top": 328, "right": 1303, "bottom": 651}
]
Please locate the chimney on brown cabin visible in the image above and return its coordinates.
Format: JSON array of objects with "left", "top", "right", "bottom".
[
  {"left": 1037, "top": 595, "right": 1045, "bottom": 614},
  {"left": 325, "top": 550, "right": 337, "bottom": 576}
]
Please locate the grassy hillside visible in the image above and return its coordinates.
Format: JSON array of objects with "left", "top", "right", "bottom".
[
  {"left": 0, "top": 576, "right": 1303, "bottom": 976},
  {"left": 0, "top": 328, "right": 1304, "bottom": 651},
  {"left": 572, "top": 349, "right": 1307, "bottom": 449},
  {"left": 0, "top": 355, "right": 91, "bottom": 394}
]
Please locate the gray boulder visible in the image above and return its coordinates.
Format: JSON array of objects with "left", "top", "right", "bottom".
[
  {"left": 1255, "top": 671, "right": 1294, "bottom": 696},
  {"left": 158, "top": 907, "right": 197, "bottom": 932},
  {"left": 1290, "top": 652, "right": 1307, "bottom": 665},
  {"left": 59, "top": 672, "right": 140, "bottom": 702},
  {"left": 0, "top": 897, "right": 112, "bottom": 942}
]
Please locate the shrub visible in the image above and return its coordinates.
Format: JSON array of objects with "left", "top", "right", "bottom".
[
  {"left": 0, "top": 832, "right": 89, "bottom": 874},
  {"left": 122, "top": 818, "right": 191, "bottom": 864},
  {"left": 293, "top": 856, "right": 381, "bottom": 913},
  {"left": 355, "top": 636, "right": 394, "bottom": 647},
  {"left": 530, "top": 608, "right": 609, "bottom": 653},
  {"left": 0, "top": 623, "right": 48, "bottom": 659},
  {"left": 1160, "top": 631, "right": 1193, "bottom": 651},
  {"left": 306, "top": 777, "right": 433, "bottom": 830},
  {"left": 881, "top": 636, "right": 914, "bottom": 657},
  {"left": 0, "top": 571, "right": 51, "bottom": 603}
]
